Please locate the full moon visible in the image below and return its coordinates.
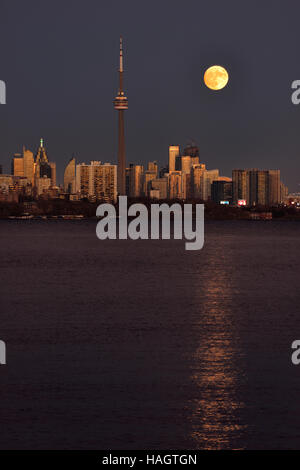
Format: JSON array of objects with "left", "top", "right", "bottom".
[{"left": 204, "top": 65, "right": 229, "bottom": 90}]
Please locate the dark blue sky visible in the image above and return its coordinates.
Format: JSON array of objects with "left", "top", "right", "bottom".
[{"left": 1, "top": 0, "right": 300, "bottom": 189}]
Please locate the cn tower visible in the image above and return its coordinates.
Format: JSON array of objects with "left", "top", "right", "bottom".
[{"left": 114, "top": 37, "right": 128, "bottom": 195}]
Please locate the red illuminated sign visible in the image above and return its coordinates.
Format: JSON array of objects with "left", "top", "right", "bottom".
[{"left": 238, "top": 199, "right": 247, "bottom": 206}]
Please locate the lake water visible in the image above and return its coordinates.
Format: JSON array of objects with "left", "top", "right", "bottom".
[{"left": 0, "top": 219, "right": 300, "bottom": 450}]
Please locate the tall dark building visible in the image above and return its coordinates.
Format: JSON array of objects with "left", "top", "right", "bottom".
[
  {"left": 183, "top": 143, "right": 199, "bottom": 158},
  {"left": 114, "top": 37, "right": 128, "bottom": 195},
  {"left": 232, "top": 169, "right": 249, "bottom": 204},
  {"left": 35, "top": 138, "right": 51, "bottom": 179},
  {"left": 268, "top": 169, "right": 280, "bottom": 205},
  {"left": 249, "top": 169, "right": 269, "bottom": 206},
  {"left": 232, "top": 168, "right": 281, "bottom": 206},
  {"left": 212, "top": 180, "right": 232, "bottom": 204}
]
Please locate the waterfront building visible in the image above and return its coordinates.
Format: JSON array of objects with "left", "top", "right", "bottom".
[
  {"left": 268, "top": 169, "right": 281, "bottom": 205},
  {"left": 232, "top": 169, "right": 249, "bottom": 204},
  {"left": 76, "top": 161, "right": 117, "bottom": 202},
  {"left": 191, "top": 163, "right": 206, "bottom": 199},
  {"left": 233, "top": 168, "right": 283, "bottom": 206},
  {"left": 211, "top": 180, "right": 233, "bottom": 204},
  {"left": 93, "top": 163, "right": 117, "bottom": 202},
  {"left": 202, "top": 169, "right": 219, "bottom": 201}
]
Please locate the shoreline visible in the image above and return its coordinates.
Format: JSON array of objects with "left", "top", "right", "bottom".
[{"left": 2, "top": 215, "right": 300, "bottom": 222}]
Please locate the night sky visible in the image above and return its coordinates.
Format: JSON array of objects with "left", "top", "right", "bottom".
[{"left": 1, "top": 0, "right": 300, "bottom": 189}]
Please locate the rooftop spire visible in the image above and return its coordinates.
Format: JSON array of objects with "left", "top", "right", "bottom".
[{"left": 40, "top": 138, "right": 44, "bottom": 148}]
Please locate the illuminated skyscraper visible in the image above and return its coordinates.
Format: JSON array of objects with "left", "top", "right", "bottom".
[
  {"left": 181, "top": 156, "right": 192, "bottom": 175},
  {"left": 233, "top": 168, "right": 281, "bottom": 206},
  {"left": 12, "top": 154, "right": 24, "bottom": 177},
  {"left": 268, "top": 169, "right": 280, "bottom": 205},
  {"left": 35, "top": 138, "right": 48, "bottom": 165},
  {"left": 93, "top": 163, "right": 117, "bottom": 202},
  {"left": 35, "top": 138, "right": 56, "bottom": 186},
  {"left": 203, "top": 169, "right": 219, "bottom": 200},
  {"left": 129, "top": 164, "right": 144, "bottom": 198},
  {"left": 76, "top": 163, "right": 91, "bottom": 198},
  {"left": 23, "top": 148, "right": 34, "bottom": 184},
  {"left": 75, "top": 161, "right": 117, "bottom": 202},
  {"left": 35, "top": 137, "right": 50, "bottom": 183},
  {"left": 192, "top": 163, "right": 206, "bottom": 199},
  {"left": 168, "top": 146, "right": 180, "bottom": 172},
  {"left": 114, "top": 37, "right": 128, "bottom": 195},
  {"left": 168, "top": 171, "right": 183, "bottom": 200}
]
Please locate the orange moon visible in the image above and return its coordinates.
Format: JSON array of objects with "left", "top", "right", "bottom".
[{"left": 204, "top": 65, "right": 229, "bottom": 90}]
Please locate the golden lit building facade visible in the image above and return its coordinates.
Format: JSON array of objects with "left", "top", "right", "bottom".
[
  {"left": 76, "top": 163, "right": 92, "bottom": 198},
  {"left": 168, "top": 146, "right": 180, "bottom": 172},
  {"left": 36, "top": 176, "right": 52, "bottom": 196},
  {"left": 12, "top": 154, "right": 24, "bottom": 177},
  {"left": 268, "top": 169, "right": 280, "bottom": 205},
  {"left": 23, "top": 148, "right": 34, "bottom": 185},
  {"left": 202, "top": 169, "right": 219, "bottom": 201},
  {"left": 64, "top": 157, "right": 76, "bottom": 193},
  {"left": 129, "top": 164, "right": 144, "bottom": 198},
  {"left": 168, "top": 171, "right": 183, "bottom": 200},
  {"left": 191, "top": 163, "right": 206, "bottom": 199},
  {"left": 93, "top": 163, "right": 117, "bottom": 202},
  {"left": 76, "top": 161, "right": 117, "bottom": 202},
  {"left": 148, "top": 161, "right": 158, "bottom": 176},
  {"left": 233, "top": 168, "right": 283, "bottom": 206},
  {"left": 151, "top": 177, "right": 168, "bottom": 199},
  {"left": 143, "top": 170, "right": 157, "bottom": 197}
]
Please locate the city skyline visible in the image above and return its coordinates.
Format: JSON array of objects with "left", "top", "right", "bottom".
[
  {"left": 0, "top": 135, "right": 288, "bottom": 207},
  {"left": 0, "top": 130, "right": 292, "bottom": 195}
]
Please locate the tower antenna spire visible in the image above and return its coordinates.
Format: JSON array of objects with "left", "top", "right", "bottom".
[
  {"left": 119, "top": 36, "right": 123, "bottom": 73},
  {"left": 119, "top": 36, "right": 124, "bottom": 93}
]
